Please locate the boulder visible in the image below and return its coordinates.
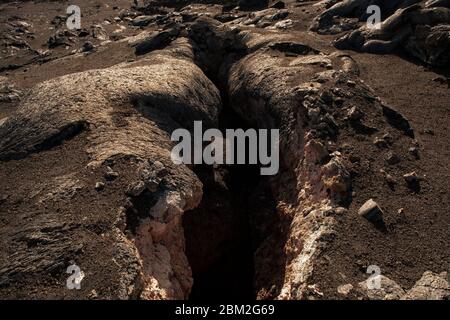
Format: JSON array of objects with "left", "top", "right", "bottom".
[{"left": 402, "top": 271, "right": 450, "bottom": 300}]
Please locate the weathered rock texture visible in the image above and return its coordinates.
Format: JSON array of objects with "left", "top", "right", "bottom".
[
  {"left": 0, "top": 0, "right": 448, "bottom": 300},
  {"left": 0, "top": 39, "right": 220, "bottom": 299},
  {"left": 184, "top": 17, "right": 438, "bottom": 299},
  {"left": 402, "top": 271, "right": 450, "bottom": 300},
  {"left": 356, "top": 271, "right": 450, "bottom": 300},
  {"left": 310, "top": 0, "right": 450, "bottom": 66}
]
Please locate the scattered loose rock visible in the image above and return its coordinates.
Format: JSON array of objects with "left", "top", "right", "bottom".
[
  {"left": 105, "top": 167, "right": 119, "bottom": 180},
  {"left": 358, "top": 199, "right": 383, "bottom": 222},
  {"left": 48, "top": 31, "right": 76, "bottom": 48},
  {"left": 403, "top": 171, "right": 420, "bottom": 184},
  {"left": 95, "top": 182, "right": 105, "bottom": 191},
  {"left": 358, "top": 275, "right": 406, "bottom": 300},
  {"left": 374, "top": 137, "right": 388, "bottom": 148},
  {"left": 408, "top": 146, "right": 420, "bottom": 159}
]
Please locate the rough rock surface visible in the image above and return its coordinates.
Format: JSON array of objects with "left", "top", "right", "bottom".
[
  {"left": 357, "top": 275, "right": 406, "bottom": 300},
  {"left": 0, "top": 0, "right": 448, "bottom": 300},
  {"left": 310, "top": 0, "right": 450, "bottom": 67},
  {"left": 402, "top": 271, "right": 450, "bottom": 299},
  {"left": 0, "top": 39, "right": 219, "bottom": 299}
]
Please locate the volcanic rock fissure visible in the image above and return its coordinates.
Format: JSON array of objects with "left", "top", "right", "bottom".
[
  {"left": 182, "top": 28, "right": 280, "bottom": 298},
  {"left": 1, "top": 1, "right": 449, "bottom": 301},
  {"left": 182, "top": 102, "right": 281, "bottom": 300}
]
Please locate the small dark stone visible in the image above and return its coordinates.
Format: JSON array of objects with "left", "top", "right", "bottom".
[
  {"left": 403, "top": 171, "right": 420, "bottom": 184},
  {"left": 409, "top": 146, "right": 420, "bottom": 159},
  {"left": 374, "top": 137, "right": 388, "bottom": 148},
  {"left": 105, "top": 169, "right": 119, "bottom": 180},
  {"left": 347, "top": 106, "right": 363, "bottom": 121},
  {"left": 82, "top": 41, "right": 94, "bottom": 52},
  {"left": 95, "top": 182, "right": 105, "bottom": 191},
  {"left": 386, "top": 151, "right": 400, "bottom": 165},
  {"left": 423, "top": 128, "right": 434, "bottom": 135},
  {"left": 358, "top": 199, "right": 383, "bottom": 222},
  {"left": 403, "top": 171, "right": 422, "bottom": 192}
]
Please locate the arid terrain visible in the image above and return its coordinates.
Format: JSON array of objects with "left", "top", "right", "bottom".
[{"left": 0, "top": 0, "right": 449, "bottom": 300}]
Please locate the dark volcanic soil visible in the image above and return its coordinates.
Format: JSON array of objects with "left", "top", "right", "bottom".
[
  {"left": 0, "top": 0, "right": 448, "bottom": 300},
  {"left": 310, "top": 52, "right": 450, "bottom": 298}
]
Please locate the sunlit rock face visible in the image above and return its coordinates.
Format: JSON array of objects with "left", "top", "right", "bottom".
[{"left": 0, "top": 0, "right": 448, "bottom": 301}]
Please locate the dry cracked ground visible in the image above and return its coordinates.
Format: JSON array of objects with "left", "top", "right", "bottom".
[{"left": 0, "top": 0, "right": 449, "bottom": 300}]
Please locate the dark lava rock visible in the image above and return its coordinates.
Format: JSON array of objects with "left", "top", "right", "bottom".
[
  {"left": 82, "top": 41, "right": 94, "bottom": 52},
  {"left": 358, "top": 199, "right": 384, "bottom": 222}
]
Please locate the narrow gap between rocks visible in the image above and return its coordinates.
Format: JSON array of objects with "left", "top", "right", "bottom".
[
  {"left": 182, "top": 73, "right": 278, "bottom": 300},
  {"left": 182, "top": 89, "right": 258, "bottom": 300}
]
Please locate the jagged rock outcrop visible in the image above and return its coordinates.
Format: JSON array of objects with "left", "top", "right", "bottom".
[
  {"left": 184, "top": 17, "right": 423, "bottom": 299},
  {"left": 402, "top": 271, "right": 450, "bottom": 300},
  {"left": 357, "top": 275, "right": 406, "bottom": 300},
  {"left": 0, "top": 2, "right": 447, "bottom": 300},
  {"left": 0, "top": 38, "right": 220, "bottom": 299},
  {"left": 310, "top": 0, "right": 450, "bottom": 66},
  {"left": 226, "top": 33, "right": 406, "bottom": 299},
  {"left": 142, "top": 0, "right": 269, "bottom": 10},
  {"left": 355, "top": 271, "right": 449, "bottom": 300}
]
